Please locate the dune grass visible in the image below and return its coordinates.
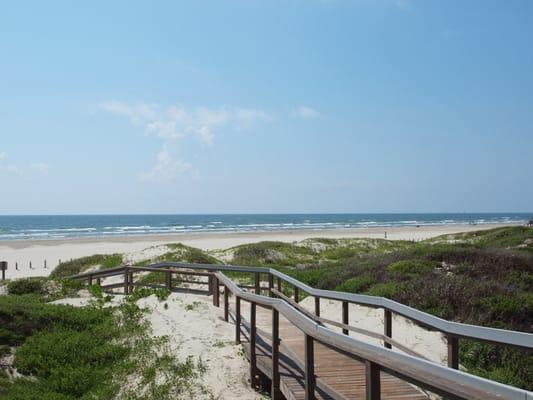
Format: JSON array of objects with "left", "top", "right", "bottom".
[{"left": 0, "top": 289, "right": 209, "bottom": 400}]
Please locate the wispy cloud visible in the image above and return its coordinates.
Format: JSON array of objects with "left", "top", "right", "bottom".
[
  {"left": 0, "top": 164, "right": 21, "bottom": 175},
  {"left": 0, "top": 152, "right": 21, "bottom": 176},
  {"left": 98, "top": 101, "right": 157, "bottom": 123},
  {"left": 140, "top": 145, "right": 197, "bottom": 183},
  {"left": 31, "top": 163, "right": 50, "bottom": 175},
  {"left": 0, "top": 152, "right": 49, "bottom": 177},
  {"left": 99, "top": 101, "right": 272, "bottom": 145},
  {"left": 290, "top": 106, "right": 320, "bottom": 120}
]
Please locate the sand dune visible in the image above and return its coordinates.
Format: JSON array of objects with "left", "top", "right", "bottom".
[{"left": 0, "top": 223, "right": 512, "bottom": 280}]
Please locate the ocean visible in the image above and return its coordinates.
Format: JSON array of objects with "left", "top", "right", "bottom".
[{"left": 0, "top": 213, "right": 530, "bottom": 241}]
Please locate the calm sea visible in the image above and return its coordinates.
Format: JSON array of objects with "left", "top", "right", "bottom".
[{"left": 0, "top": 213, "right": 530, "bottom": 241}]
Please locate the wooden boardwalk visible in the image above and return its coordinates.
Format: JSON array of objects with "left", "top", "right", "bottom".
[
  {"left": 238, "top": 302, "right": 428, "bottom": 400},
  {"left": 71, "top": 264, "right": 533, "bottom": 400}
]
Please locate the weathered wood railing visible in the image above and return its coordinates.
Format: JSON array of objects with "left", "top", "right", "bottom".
[{"left": 70, "top": 262, "right": 533, "bottom": 400}]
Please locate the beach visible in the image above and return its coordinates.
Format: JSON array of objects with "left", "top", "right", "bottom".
[{"left": 0, "top": 223, "right": 515, "bottom": 279}]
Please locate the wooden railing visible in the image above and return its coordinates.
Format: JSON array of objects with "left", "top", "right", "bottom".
[{"left": 70, "top": 262, "right": 533, "bottom": 400}]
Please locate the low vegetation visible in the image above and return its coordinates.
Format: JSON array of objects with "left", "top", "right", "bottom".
[
  {"left": 50, "top": 254, "right": 123, "bottom": 279},
  {"left": 0, "top": 287, "right": 210, "bottom": 399}
]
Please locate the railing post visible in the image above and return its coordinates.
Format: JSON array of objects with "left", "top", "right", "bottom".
[
  {"left": 447, "top": 335, "right": 459, "bottom": 369},
  {"left": 250, "top": 302, "right": 258, "bottom": 388},
  {"left": 224, "top": 285, "right": 229, "bottom": 322},
  {"left": 365, "top": 360, "right": 381, "bottom": 400},
  {"left": 213, "top": 276, "right": 220, "bottom": 307},
  {"left": 207, "top": 274, "right": 213, "bottom": 295},
  {"left": 384, "top": 309, "right": 392, "bottom": 349},
  {"left": 235, "top": 296, "right": 241, "bottom": 344},
  {"left": 268, "top": 273, "right": 274, "bottom": 297},
  {"left": 315, "top": 296, "right": 320, "bottom": 317},
  {"left": 254, "top": 272, "right": 261, "bottom": 294},
  {"left": 1, "top": 261, "right": 7, "bottom": 281},
  {"left": 166, "top": 270, "right": 172, "bottom": 291},
  {"left": 129, "top": 271, "right": 133, "bottom": 292},
  {"left": 342, "top": 301, "right": 349, "bottom": 335},
  {"left": 124, "top": 268, "right": 129, "bottom": 295},
  {"left": 277, "top": 276, "right": 282, "bottom": 292},
  {"left": 96, "top": 277, "right": 101, "bottom": 286},
  {"left": 294, "top": 286, "right": 299, "bottom": 303},
  {"left": 88, "top": 274, "right": 93, "bottom": 287},
  {"left": 305, "top": 334, "right": 316, "bottom": 400},
  {"left": 272, "top": 307, "right": 281, "bottom": 399}
]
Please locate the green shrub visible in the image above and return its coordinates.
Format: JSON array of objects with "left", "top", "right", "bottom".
[
  {"left": 388, "top": 259, "right": 434, "bottom": 277},
  {"left": 162, "top": 243, "right": 220, "bottom": 264},
  {"left": 7, "top": 278, "right": 47, "bottom": 296},
  {"left": 335, "top": 275, "right": 376, "bottom": 293},
  {"left": 14, "top": 327, "right": 127, "bottom": 398},
  {"left": 100, "top": 254, "right": 123, "bottom": 269},
  {"left": 0, "top": 295, "right": 113, "bottom": 346},
  {"left": 127, "top": 287, "right": 170, "bottom": 302},
  {"left": 365, "top": 282, "right": 403, "bottom": 298},
  {"left": 231, "top": 241, "right": 314, "bottom": 266},
  {"left": 50, "top": 254, "right": 123, "bottom": 279}
]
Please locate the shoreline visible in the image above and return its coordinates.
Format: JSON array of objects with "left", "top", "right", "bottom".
[
  {"left": 0, "top": 223, "right": 518, "bottom": 279},
  {"left": 0, "top": 223, "right": 516, "bottom": 249}
]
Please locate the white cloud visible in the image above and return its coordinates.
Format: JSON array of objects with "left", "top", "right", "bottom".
[
  {"left": 31, "top": 163, "right": 49, "bottom": 175},
  {"left": 140, "top": 146, "right": 196, "bottom": 183},
  {"left": 0, "top": 164, "right": 20, "bottom": 175},
  {"left": 145, "top": 121, "right": 184, "bottom": 140},
  {"left": 0, "top": 153, "right": 49, "bottom": 177},
  {"left": 0, "top": 152, "right": 20, "bottom": 175},
  {"left": 291, "top": 106, "right": 320, "bottom": 120},
  {"left": 99, "top": 101, "right": 157, "bottom": 122},
  {"left": 100, "top": 101, "right": 272, "bottom": 145}
]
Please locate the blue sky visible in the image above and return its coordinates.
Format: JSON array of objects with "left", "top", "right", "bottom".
[{"left": 1, "top": 0, "right": 532, "bottom": 214}]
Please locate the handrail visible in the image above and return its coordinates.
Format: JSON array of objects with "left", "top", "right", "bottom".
[
  {"left": 76, "top": 261, "right": 532, "bottom": 350},
  {"left": 68, "top": 262, "right": 533, "bottom": 399},
  {"left": 215, "top": 272, "right": 532, "bottom": 400}
]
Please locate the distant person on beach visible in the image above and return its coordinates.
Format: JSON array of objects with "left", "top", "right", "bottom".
[{"left": 384, "top": 231, "right": 387, "bottom": 239}]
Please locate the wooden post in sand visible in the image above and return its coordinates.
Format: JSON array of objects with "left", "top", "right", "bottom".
[
  {"left": 250, "top": 301, "right": 258, "bottom": 388},
  {"left": 315, "top": 296, "right": 320, "bottom": 317},
  {"left": 124, "top": 268, "right": 130, "bottom": 295},
  {"left": 271, "top": 307, "right": 281, "bottom": 398},
  {"left": 254, "top": 272, "right": 261, "bottom": 295},
  {"left": 342, "top": 301, "right": 349, "bottom": 335},
  {"left": 166, "top": 270, "right": 172, "bottom": 291},
  {"left": 213, "top": 276, "right": 220, "bottom": 307},
  {"left": 0, "top": 262, "right": 7, "bottom": 281},
  {"left": 235, "top": 296, "right": 241, "bottom": 344},
  {"left": 224, "top": 285, "right": 229, "bottom": 322},
  {"left": 384, "top": 310, "right": 392, "bottom": 349},
  {"left": 447, "top": 335, "right": 459, "bottom": 370}
]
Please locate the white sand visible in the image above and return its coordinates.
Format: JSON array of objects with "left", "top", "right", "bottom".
[
  {"left": 299, "top": 297, "right": 448, "bottom": 365},
  {"left": 0, "top": 223, "right": 512, "bottom": 280}
]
